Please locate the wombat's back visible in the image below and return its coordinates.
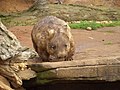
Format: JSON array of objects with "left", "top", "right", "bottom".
[{"left": 32, "top": 16, "right": 70, "bottom": 33}]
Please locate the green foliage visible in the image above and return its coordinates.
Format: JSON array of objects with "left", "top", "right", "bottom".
[
  {"left": 69, "top": 21, "right": 120, "bottom": 30},
  {"left": 104, "top": 41, "right": 113, "bottom": 45}
]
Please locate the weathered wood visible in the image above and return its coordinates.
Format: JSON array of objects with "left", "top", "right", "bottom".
[
  {"left": 28, "top": 56, "right": 120, "bottom": 82},
  {"left": 0, "top": 20, "right": 21, "bottom": 60},
  {"left": 0, "top": 21, "right": 37, "bottom": 89},
  {"left": 0, "top": 75, "right": 13, "bottom": 90},
  {"left": 0, "top": 65, "right": 22, "bottom": 88},
  {"left": 0, "top": 20, "right": 37, "bottom": 61}
]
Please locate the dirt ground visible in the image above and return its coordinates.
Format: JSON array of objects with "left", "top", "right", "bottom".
[
  {"left": 9, "top": 26, "right": 120, "bottom": 60},
  {"left": 0, "top": 0, "right": 34, "bottom": 12},
  {"left": 0, "top": 0, "right": 119, "bottom": 13}
]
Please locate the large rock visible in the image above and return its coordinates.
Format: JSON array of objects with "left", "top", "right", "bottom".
[{"left": 28, "top": 56, "right": 120, "bottom": 85}]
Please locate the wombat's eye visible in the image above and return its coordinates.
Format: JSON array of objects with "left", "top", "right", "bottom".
[
  {"left": 51, "top": 45, "right": 56, "bottom": 49},
  {"left": 64, "top": 44, "right": 67, "bottom": 48}
]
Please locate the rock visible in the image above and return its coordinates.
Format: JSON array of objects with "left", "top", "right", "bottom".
[
  {"left": 28, "top": 56, "right": 120, "bottom": 84},
  {"left": 86, "top": 27, "right": 92, "bottom": 30},
  {"left": 18, "top": 69, "right": 36, "bottom": 80}
]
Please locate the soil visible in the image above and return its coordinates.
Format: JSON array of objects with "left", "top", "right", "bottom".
[
  {"left": 0, "top": 0, "right": 119, "bottom": 13},
  {"left": 0, "top": 0, "right": 34, "bottom": 13},
  {"left": 9, "top": 26, "right": 120, "bottom": 60}
]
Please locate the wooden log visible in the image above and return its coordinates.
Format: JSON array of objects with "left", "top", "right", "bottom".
[
  {"left": 0, "top": 20, "right": 37, "bottom": 89},
  {"left": 0, "top": 75, "right": 13, "bottom": 90},
  {"left": 0, "top": 20, "right": 21, "bottom": 61}
]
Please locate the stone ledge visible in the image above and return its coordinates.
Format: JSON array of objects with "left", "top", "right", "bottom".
[{"left": 28, "top": 56, "right": 120, "bottom": 82}]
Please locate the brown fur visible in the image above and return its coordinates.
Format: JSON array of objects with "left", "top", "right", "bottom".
[{"left": 31, "top": 16, "right": 75, "bottom": 61}]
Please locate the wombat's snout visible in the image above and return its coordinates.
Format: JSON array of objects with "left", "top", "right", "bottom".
[
  {"left": 57, "top": 51, "right": 67, "bottom": 59},
  {"left": 49, "top": 55, "right": 66, "bottom": 60}
]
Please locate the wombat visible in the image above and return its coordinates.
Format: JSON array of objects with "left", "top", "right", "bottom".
[{"left": 31, "top": 16, "right": 75, "bottom": 61}]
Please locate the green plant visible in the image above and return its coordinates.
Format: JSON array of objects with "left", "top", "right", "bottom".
[
  {"left": 104, "top": 41, "right": 113, "bottom": 45},
  {"left": 69, "top": 21, "right": 120, "bottom": 30}
]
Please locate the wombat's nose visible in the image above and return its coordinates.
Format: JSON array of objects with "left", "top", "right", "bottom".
[{"left": 58, "top": 56, "right": 63, "bottom": 59}]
